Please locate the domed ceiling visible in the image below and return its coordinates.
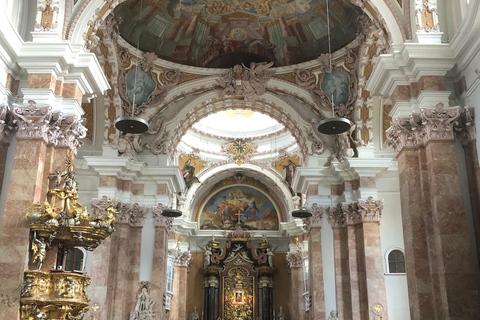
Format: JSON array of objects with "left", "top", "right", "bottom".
[{"left": 114, "top": 0, "right": 363, "bottom": 68}]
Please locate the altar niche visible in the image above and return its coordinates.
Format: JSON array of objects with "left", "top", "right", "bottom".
[{"left": 201, "top": 229, "right": 275, "bottom": 320}]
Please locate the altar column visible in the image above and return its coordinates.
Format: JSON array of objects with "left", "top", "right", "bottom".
[
  {"left": 202, "top": 266, "right": 221, "bottom": 320},
  {"left": 150, "top": 210, "right": 173, "bottom": 320},
  {"left": 305, "top": 205, "right": 325, "bottom": 320}
]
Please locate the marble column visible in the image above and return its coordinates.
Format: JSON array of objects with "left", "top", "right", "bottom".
[
  {"left": 305, "top": 205, "right": 325, "bottom": 320},
  {"left": 111, "top": 204, "right": 146, "bottom": 320},
  {"left": 357, "top": 198, "right": 388, "bottom": 320},
  {"left": 171, "top": 250, "right": 192, "bottom": 320},
  {"left": 327, "top": 207, "right": 352, "bottom": 320},
  {"left": 0, "top": 105, "right": 86, "bottom": 319},
  {"left": 387, "top": 104, "right": 480, "bottom": 319},
  {"left": 286, "top": 251, "right": 305, "bottom": 320},
  {"left": 151, "top": 208, "right": 173, "bottom": 320}
]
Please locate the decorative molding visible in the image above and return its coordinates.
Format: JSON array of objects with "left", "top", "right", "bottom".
[
  {"left": 222, "top": 139, "right": 257, "bottom": 165},
  {"left": 35, "top": 0, "right": 60, "bottom": 32},
  {"left": 117, "top": 203, "right": 146, "bottom": 227},
  {"left": 90, "top": 195, "right": 120, "bottom": 217},
  {"left": 455, "top": 107, "right": 476, "bottom": 144},
  {"left": 217, "top": 62, "right": 274, "bottom": 104},
  {"left": 415, "top": 0, "right": 440, "bottom": 33}
]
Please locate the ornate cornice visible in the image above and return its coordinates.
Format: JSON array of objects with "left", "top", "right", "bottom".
[
  {"left": 117, "top": 203, "right": 147, "bottom": 227},
  {"left": 11, "top": 103, "right": 87, "bottom": 153},
  {"left": 286, "top": 252, "right": 303, "bottom": 269},
  {"left": 152, "top": 203, "right": 173, "bottom": 230},
  {"left": 387, "top": 103, "right": 466, "bottom": 155}
]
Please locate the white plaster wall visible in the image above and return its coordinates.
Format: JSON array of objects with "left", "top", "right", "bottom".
[
  {"left": 378, "top": 172, "right": 410, "bottom": 320},
  {"left": 322, "top": 216, "right": 336, "bottom": 318}
]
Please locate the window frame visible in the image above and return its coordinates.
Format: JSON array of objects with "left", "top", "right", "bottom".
[
  {"left": 63, "top": 247, "right": 86, "bottom": 272},
  {"left": 384, "top": 247, "right": 406, "bottom": 275}
]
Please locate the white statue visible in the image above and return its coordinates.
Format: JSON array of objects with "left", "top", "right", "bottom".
[
  {"left": 266, "top": 247, "right": 274, "bottom": 267},
  {"left": 204, "top": 246, "right": 212, "bottom": 266},
  {"left": 277, "top": 306, "right": 287, "bottom": 320},
  {"left": 190, "top": 306, "right": 200, "bottom": 320},
  {"left": 327, "top": 310, "right": 338, "bottom": 320},
  {"left": 130, "top": 283, "right": 156, "bottom": 320}
]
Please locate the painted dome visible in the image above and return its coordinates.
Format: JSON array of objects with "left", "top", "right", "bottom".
[{"left": 114, "top": 0, "right": 363, "bottom": 68}]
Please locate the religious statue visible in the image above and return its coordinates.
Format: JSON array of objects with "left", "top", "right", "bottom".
[
  {"left": 190, "top": 306, "right": 200, "bottom": 320},
  {"left": 266, "top": 247, "right": 274, "bottom": 267},
  {"left": 203, "top": 245, "right": 212, "bottom": 266},
  {"left": 31, "top": 234, "right": 48, "bottom": 270},
  {"left": 130, "top": 283, "right": 156, "bottom": 320},
  {"left": 277, "top": 306, "right": 287, "bottom": 320},
  {"left": 21, "top": 278, "right": 38, "bottom": 296},
  {"left": 327, "top": 310, "right": 339, "bottom": 320}
]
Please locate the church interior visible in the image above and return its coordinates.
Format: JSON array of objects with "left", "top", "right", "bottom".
[{"left": 1, "top": 0, "right": 480, "bottom": 320}]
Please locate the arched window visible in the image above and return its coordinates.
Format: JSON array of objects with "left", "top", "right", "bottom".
[
  {"left": 387, "top": 249, "right": 405, "bottom": 274},
  {"left": 65, "top": 248, "right": 84, "bottom": 272}
]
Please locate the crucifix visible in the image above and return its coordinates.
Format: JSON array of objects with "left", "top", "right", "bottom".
[{"left": 235, "top": 211, "right": 243, "bottom": 226}]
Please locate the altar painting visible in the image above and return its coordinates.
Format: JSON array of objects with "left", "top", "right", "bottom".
[{"left": 198, "top": 186, "right": 279, "bottom": 230}]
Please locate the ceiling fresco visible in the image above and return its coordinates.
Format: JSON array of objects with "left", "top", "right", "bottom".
[{"left": 114, "top": 0, "right": 363, "bottom": 68}]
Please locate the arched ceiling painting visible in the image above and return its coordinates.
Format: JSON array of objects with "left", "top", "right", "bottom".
[{"left": 114, "top": 0, "right": 363, "bottom": 67}]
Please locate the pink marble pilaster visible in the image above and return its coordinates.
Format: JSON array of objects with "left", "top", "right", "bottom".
[
  {"left": 346, "top": 223, "right": 363, "bottom": 319},
  {"left": 361, "top": 222, "right": 389, "bottom": 319},
  {"left": 307, "top": 225, "right": 325, "bottom": 319},
  {"left": 397, "top": 148, "right": 435, "bottom": 320},
  {"left": 171, "top": 265, "right": 188, "bottom": 320},
  {"left": 332, "top": 227, "right": 352, "bottom": 320},
  {"left": 286, "top": 252, "right": 305, "bottom": 320},
  {"left": 87, "top": 236, "right": 116, "bottom": 319},
  {"left": 125, "top": 226, "right": 144, "bottom": 316},
  {"left": 425, "top": 141, "right": 480, "bottom": 317},
  {"left": 0, "top": 139, "right": 48, "bottom": 319},
  {"left": 111, "top": 223, "right": 131, "bottom": 320},
  {"left": 151, "top": 221, "right": 170, "bottom": 320}
]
